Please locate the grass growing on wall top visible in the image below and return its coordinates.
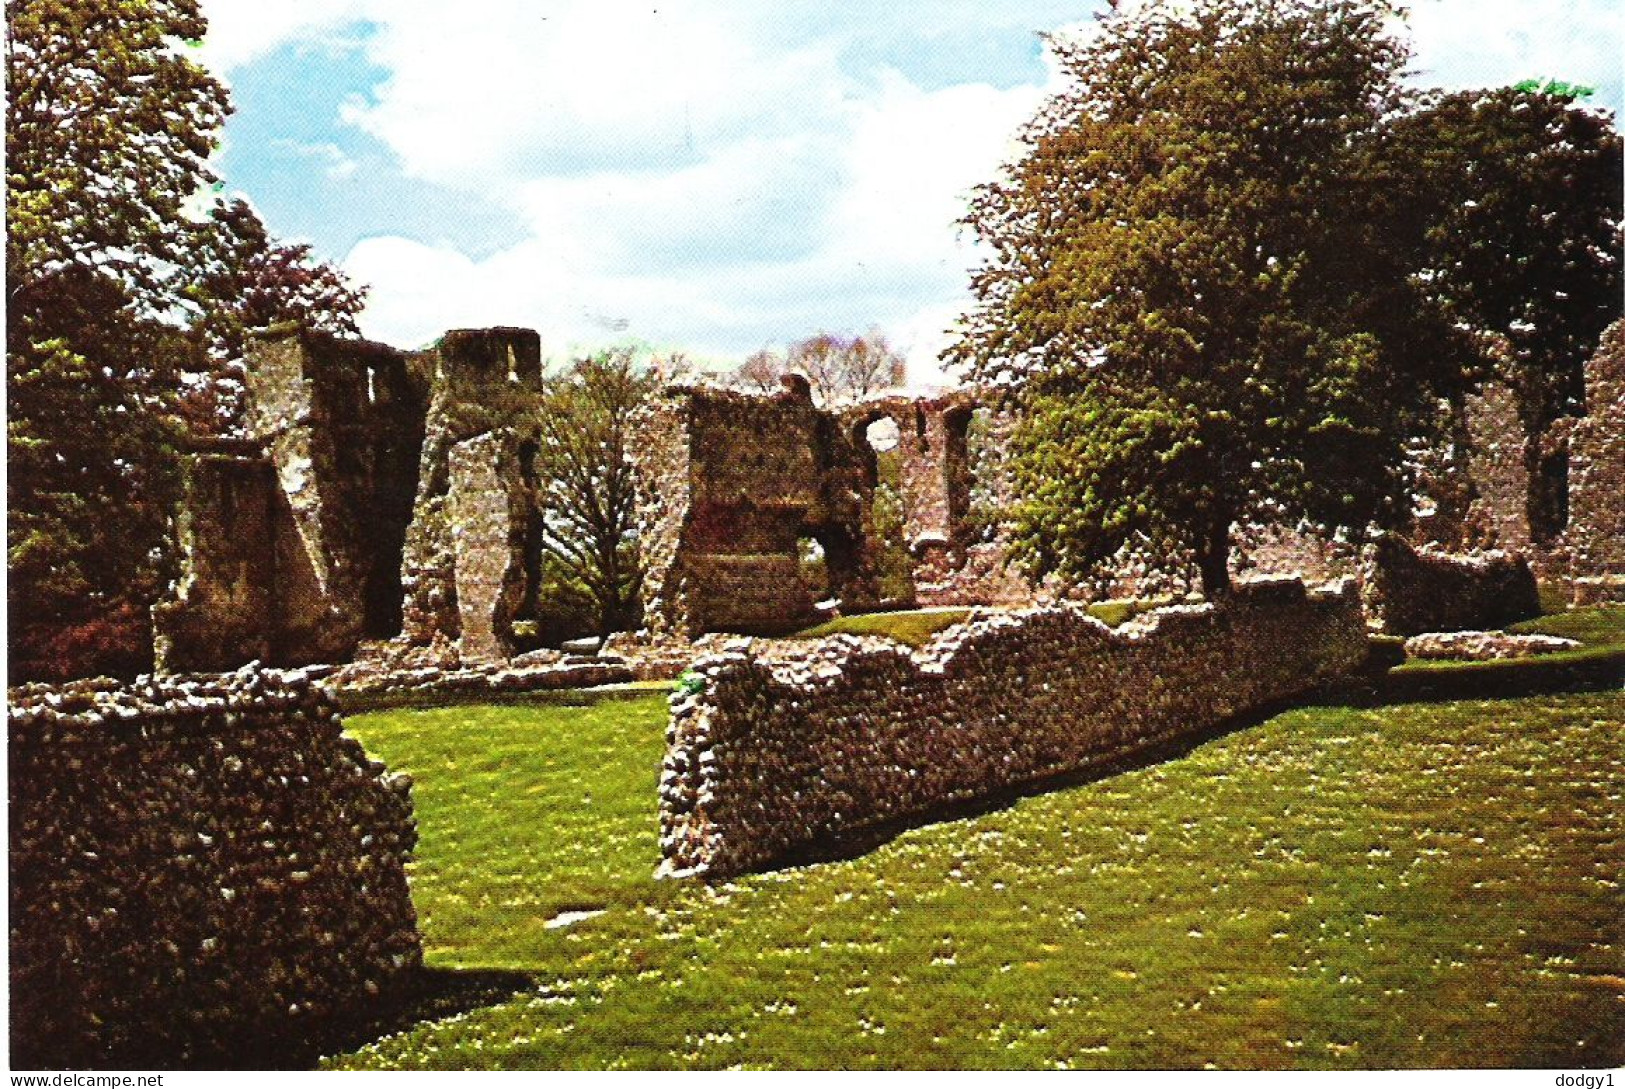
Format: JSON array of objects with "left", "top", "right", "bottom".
[
  {"left": 787, "top": 599, "right": 1165, "bottom": 649},
  {"left": 333, "top": 687, "right": 1623, "bottom": 1070},
  {"left": 789, "top": 608, "right": 976, "bottom": 647}
]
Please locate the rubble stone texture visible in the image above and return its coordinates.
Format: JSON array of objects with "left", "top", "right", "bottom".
[
  {"left": 155, "top": 328, "right": 430, "bottom": 670},
  {"left": 1360, "top": 534, "right": 1542, "bottom": 636},
  {"left": 8, "top": 668, "right": 421, "bottom": 1068},
  {"left": 1566, "top": 320, "right": 1625, "bottom": 605},
  {"left": 658, "top": 578, "right": 1368, "bottom": 879},
  {"left": 630, "top": 378, "right": 881, "bottom": 637},
  {"left": 1403, "top": 630, "right": 1580, "bottom": 660},
  {"left": 446, "top": 431, "right": 528, "bottom": 662}
]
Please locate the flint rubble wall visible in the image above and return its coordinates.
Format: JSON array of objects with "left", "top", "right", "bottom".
[
  {"left": 8, "top": 668, "right": 421, "bottom": 1068},
  {"left": 659, "top": 577, "right": 1367, "bottom": 879},
  {"left": 1361, "top": 535, "right": 1541, "bottom": 636}
]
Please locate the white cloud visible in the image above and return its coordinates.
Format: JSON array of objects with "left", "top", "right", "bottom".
[
  {"left": 201, "top": 0, "right": 1621, "bottom": 386},
  {"left": 1406, "top": 0, "right": 1621, "bottom": 111}
]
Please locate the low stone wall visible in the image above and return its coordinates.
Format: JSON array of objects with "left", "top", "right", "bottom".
[
  {"left": 1363, "top": 534, "right": 1540, "bottom": 636},
  {"left": 8, "top": 668, "right": 421, "bottom": 1068},
  {"left": 658, "top": 578, "right": 1367, "bottom": 879}
]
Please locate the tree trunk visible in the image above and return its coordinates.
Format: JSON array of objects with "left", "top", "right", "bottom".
[{"left": 1197, "top": 518, "right": 1232, "bottom": 600}]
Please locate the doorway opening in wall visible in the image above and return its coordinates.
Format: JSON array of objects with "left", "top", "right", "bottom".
[
  {"left": 858, "top": 416, "right": 917, "bottom": 608},
  {"left": 797, "top": 535, "right": 833, "bottom": 611}
]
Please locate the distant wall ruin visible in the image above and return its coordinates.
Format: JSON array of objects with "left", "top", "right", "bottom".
[{"left": 154, "top": 319, "right": 1625, "bottom": 673}]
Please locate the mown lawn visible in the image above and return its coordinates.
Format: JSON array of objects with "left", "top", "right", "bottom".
[{"left": 329, "top": 684, "right": 1623, "bottom": 1070}]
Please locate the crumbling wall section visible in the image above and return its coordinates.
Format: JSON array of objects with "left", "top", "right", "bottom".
[
  {"left": 630, "top": 379, "right": 877, "bottom": 637},
  {"left": 1565, "top": 320, "right": 1625, "bottom": 605},
  {"left": 156, "top": 329, "right": 429, "bottom": 671},
  {"left": 153, "top": 447, "right": 281, "bottom": 671},
  {"left": 398, "top": 328, "right": 544, "bottom": 657},
  {"left": 659, "top": 578, "right": 1367, "bottom": 879},
  {"left": 446, "top": 431, "right": 529, "bottom": 662},
  {"left": 1361, "top": 534, "right": 1540, "bottom": 636},
  {"left": 8, "top": 668, "right": 420, "bottom": 1068}
]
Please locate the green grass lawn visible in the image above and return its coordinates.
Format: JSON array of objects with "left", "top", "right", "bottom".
[
  {"left": 1391, "top": 604, "right": 1625, "bottom": 677},
  {"left": 329, "top": 685, "right": 1623, "bottom": 1070}
]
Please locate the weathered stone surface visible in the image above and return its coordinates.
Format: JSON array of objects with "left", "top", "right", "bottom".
[
  {"left": 446, "top": 432, "right": 528, "bottom": 662},
  {"left": 1566, "top": 320, "right": 1625, "bottom": 605},
  {"left": 630, "top": 378, "right": 880, "bottom": 637},
  {"left": 155, "top": 328, "right": 429, "bottom": 671},
  {"left": 399, "top": 327, "right": 545, "bottom": 651},
  {"left": 1361, "top": 534, "right": 1541, "bottom": 636},
  {"left": 1403, "top": 630, "right": 1580, "bottom": 660},
  {"left": 658, "top": 578, "right": 1367, "bottom": 879},
  {"left": 8, "top": 667, "right": 420, "bottom": 1068}
]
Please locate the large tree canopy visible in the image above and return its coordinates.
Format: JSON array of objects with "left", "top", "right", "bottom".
[
  {"left": 1389, "top": 86, "right": 1623, "bottom": 540},
  {"left": 950, "top": 0, "right": 1506, "bottom": 595},
  {"left": 6, "top": 0, "right": 366, "bottom": 678}
]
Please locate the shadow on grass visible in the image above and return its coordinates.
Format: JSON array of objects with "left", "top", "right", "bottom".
[
  {"left": 1327, "top": 647, "right": 1625, "bottom": 707},
  {"left": 298, "top": 966, "right": 537, "bottom": 1068},
  {"left": 13, "top": 967, "right": 540, "bottom": 1071},
  {"left": 753, "top": 688, "right": 1322, "bottom": 877}
]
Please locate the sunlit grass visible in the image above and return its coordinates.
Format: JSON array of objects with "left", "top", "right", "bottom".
[
  {"left": 330, "top": 687, "right": 1624, "bottom": 1070},
  {"left": 789, "top": 609, "right": 975, "bottom": 648},
  {"left": 788, "top": 599, "right": 1166, "bottom": 649}
]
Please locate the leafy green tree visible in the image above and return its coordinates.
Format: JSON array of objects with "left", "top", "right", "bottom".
[
  {"left": 7, "top": 0, "right": 229, "bottom": 677},
  {"left": 526, "top": 351, "right": 661, "bottom": 637},
  {"left": 951, "top": 0, "right": 1477, "bottom": 596},
  {"left": 1390, "top": 87, "right": 1623, "bottom": 540}
]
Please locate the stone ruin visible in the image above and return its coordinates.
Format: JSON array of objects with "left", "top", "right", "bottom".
[
  {"left": 660, "top": 578, "right": 1368, "bottom": 878},
  {"left": 627, "top": 378, "right": 1021, "bottom": 638},
  {"left": 154, "top": 327, "right": 1026, "bottom": 670},
  {"left": 9, "top": 667, "right": 420, "bottom": 1067},
  {"left": 152, "top": 319, "right": 1625, "bottom": 675}
]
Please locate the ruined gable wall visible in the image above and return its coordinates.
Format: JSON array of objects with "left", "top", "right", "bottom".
[
  {"left": 630, "top": 379, "right": 877, "bottom": 637},
  {"left": 659, "top": 578, "right": 1367, "bottom": 879},
  {"left": 8, "top": 668, "right": 420, "bottom": 1068}
]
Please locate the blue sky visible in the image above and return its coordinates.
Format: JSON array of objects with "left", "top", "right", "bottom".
[{"left": 198, "top": 0, "right": 1624, "bottom": 383}]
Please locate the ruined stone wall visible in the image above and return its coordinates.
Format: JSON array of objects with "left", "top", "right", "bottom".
[
  {"left": 1565, "top": 320, "right": 1625, "bottom": 605},
  {"left": 155, "top": 329, "right": 430, "bottom": 671},
  {"left": 153, "top": 448, "right": 282, "bottom": 671},
  {"left": 1460, "top": 382, "right": 1533, "bottom": 555},
  {"left": 658, "top": 578, "right": 1367, "bottom": 879},
  {"left": 630, "top": 378, "right": 878, "bottom": 637},
  {"left": 8, "top": 668, "right": 420, "bottom": 1068},
  {"left": 1360, "top": 534, "right": 1540, "bottom": 636},
  {"left": 398, "top": 328, "right": 545, "bottom": 659}
]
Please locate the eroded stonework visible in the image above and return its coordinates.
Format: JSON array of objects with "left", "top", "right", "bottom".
[
  {"left": 631, "top": 377, "right": 880, "bottom": 637},
  {"left": 156, "top": 319, "right": 1624, "bottom": 674}
]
